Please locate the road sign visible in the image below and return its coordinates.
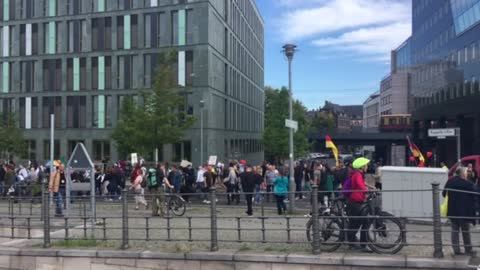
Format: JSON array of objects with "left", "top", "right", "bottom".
[
  {"left": 428, "top": 128, "right": 456, "bottom": 138},
  {"left": 285, "top": 119, "right": 298, "bottom": 131}
]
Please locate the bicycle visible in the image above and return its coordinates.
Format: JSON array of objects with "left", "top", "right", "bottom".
[
  {"left": 165, "top": 189, "right": 186, "bottom": 217},
  {"left": 306, "top": 192, "right": 406, "bottom": 254}
]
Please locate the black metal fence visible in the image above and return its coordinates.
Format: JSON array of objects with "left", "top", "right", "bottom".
[{"left": 0, "top": 183, "right": 478, "bottom": 258}]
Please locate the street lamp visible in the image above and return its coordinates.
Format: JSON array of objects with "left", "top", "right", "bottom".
[
  {"left": 200, "top": 99, "right": 205, "bottom": 165},
  {"left": 283, "top": 44, "right": 296, "bottom": 214}
]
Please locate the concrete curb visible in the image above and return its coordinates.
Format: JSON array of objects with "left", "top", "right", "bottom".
[{"left": 0, "top": 247, "right": 470, "bottom": 269}]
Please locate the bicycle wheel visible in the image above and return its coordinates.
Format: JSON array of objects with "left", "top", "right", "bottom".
[
  {"left": 168, "top": 196, "right": 186, "bottom": 216},
  {"left": 306, "top": 217, "right": 343, "bottom": 252},
  {"left": 367, "top": 212, "right": 406, "bottom": 254}
]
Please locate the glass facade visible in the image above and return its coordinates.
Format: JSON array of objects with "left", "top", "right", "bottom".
[
  {"left": 395, "top": 38, "right": 411, "bottom": 71},
  {"left": 410, "top": 0, "right": 480, "bottom": 165},
  {"left": 451, "top": 0, "right": 480, "bottom": 34}
]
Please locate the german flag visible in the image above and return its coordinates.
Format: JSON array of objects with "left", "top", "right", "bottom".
[
  {"left": 325, "top": 135, "right": 339, "bottom": 166},
  {"left": 407, "top": 136, "right": 425, "bottom": 167}
]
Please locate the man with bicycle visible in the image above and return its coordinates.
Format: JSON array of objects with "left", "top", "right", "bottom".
[
  {"left": 346, "top": 157, "right": 372, "bottom": 252},
  {"left": 150, "top": 163, "right": 174, "bottom": 217}
]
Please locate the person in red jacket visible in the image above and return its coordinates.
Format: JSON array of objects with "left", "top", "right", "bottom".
[{"left": 346, "top": 157, "right": 372, "bottom": 252}]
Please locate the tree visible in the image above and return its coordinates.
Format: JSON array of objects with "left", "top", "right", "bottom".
[
  {"left": 0, "top": 112, "right": 26, "bottom": 159},
  {"left": 311, "top": 110, "right": 336, "bottom": 131},
  {"left": 262, "top": 86, "right": 311, "bottom": 163},
  {"left": 112, "top": 50, "right": 195, "bottom": 158}
]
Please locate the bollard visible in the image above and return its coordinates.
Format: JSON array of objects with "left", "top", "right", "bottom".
[
  {"left": 43, "top": 191, "right": 51, "bottom": 248},
  {"left": 210, "top": 187, "right": 219, "bottom": 251},
  {"left": 121, "top": 189, "right": 129, "bottom": 250},
  {"left": 431, "top": 182, "right": 444, "bottom": 258},
  {"left": 311, "top": 185, "right": 321, "bottom": 254}
]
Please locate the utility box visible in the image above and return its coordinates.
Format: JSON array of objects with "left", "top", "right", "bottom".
[{"left": 380, "top": 166, "right": 448, "bottom": 218}]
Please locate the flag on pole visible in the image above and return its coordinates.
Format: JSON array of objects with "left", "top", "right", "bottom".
[
  {"left": 325, "top": 135, "right": 339, "bottom": 166},
  {"left": 407, "top": 136, "right": 425, "bottom": 167}
]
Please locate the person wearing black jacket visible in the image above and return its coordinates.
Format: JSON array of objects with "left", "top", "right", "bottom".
[
  {"left": 294, "top": 162, "right": 304, "bottom": 200},
  {"left": 241, "top": 165, "right": 256, "bottom": 216},
  {"left": 443, "top": 167, "right": 476, "bottom": 256}
]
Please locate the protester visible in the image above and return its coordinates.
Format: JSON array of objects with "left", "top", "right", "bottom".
[
  {"left": 294, "top": 161, "right": 304, "bottom": 200},
  {"left": 203, "top": 165, "right": 216, "bottom": 203},
  {"left": 150, "top": 163, "right": 174, "bottom": 217},
  {"left": 273, "top": 168, "right": 288, "bottom": 215},
  {"left": 346, "top": 157, "right": 371, "bottom": 252},
  {"left": 254, "top": 167, "right": 264, "bottom": 204},
  {"left": 303, "top": 162, "right": 312, "bottom": 195},
  {"left": 241, "top": 165, "right": 256, "bottom": 216},
  {"left": 440, "top": 162, "right": 448, "bottom": 170},
  {"left": 264, "top": 164, "right": 276, "bottom": 203},
  {"left": 443, "top": 167, "right": 476, "bottom": 256},
  {"left": 373, "top": 161, "right": 383, "bottom": 190},
  {"left": 168, "top": 165, "right": 182, "bottom": 193},
  {"left": 48, "top": 164, "right": 66, "bottom": 217},
  {"left": 466, "top": 163, "right": 477, "bottom": 185},
  {"left": 225, "top": 163, "right": 240, "bottom": 205},
  {"left": 131, "top": 169, "right": 148, "bottom": 210}
]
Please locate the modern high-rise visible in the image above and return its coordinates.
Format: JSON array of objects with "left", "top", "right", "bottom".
[
  {"left": 409, "top": 0, "right": 480, "bottom": 165},
  {"left": 0, "top": 0, "right": 265, "bottom": 166}
]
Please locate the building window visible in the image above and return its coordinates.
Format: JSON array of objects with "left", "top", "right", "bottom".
[
  {"left": 92, "top": 95, "right": 112, "bottom": 128},
  {"left": 22, "top": 140, "right": 36, "bottom": 161},
  {"left": 43, "top": 140, "right": 60, "bottom": 160},
  {"left": 93, "top": 140, "right": 111, "bottom": 161},
  {"left": 20, "top": 61, "right": 35, "bottom": 92},
  {"left": 68, "top": 20, "right": 86, "bottom": 52},
  {"left": 116, "top": 16, "right": 124, "bottom": 49},
  {"left": 117, "top": 55, "right": 133, "bottom": 89},
  {"left": 67, "top": 96, "right": 86, "bottom": 128},
  {"left": 42, "top": 59, "right": 61, "bottom": 92},
  {"left": 19, "top": 97, "right": 37, "bottom": 129},
  {"left": 42, "top": 97, "right": 61, "bottom": 128},
  {"left": 92, "top": 17, "right": 111, "bottom": 51},
  {"left": 172, "top": 11, "right": 178, "bottom": 45}
]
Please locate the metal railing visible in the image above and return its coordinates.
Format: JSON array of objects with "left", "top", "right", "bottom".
[{"left": 0, "top": 183, "right": 477, "bottom": 258}]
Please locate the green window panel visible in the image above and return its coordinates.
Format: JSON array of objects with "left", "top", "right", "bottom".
[
  {"left": 48, "top": 22, "right": 55, "bottom": 54},
  {"left": 73, "top": 58, "right": 80, "bottom": 91},
  {"left": 3, "top": 0, "right": 8, "bottom": 21},
  {"left": 2, "top": 62, "right": 8, "bottom": 93},
  {"left": 98, "top": 56, "right": 105, "bottom": 90},
  {"left": 98, "top": 0, "right": 105, "bottom": 12},
  {"left": 178, "top": 9, "right": 186, "bottom": 46},
  {"left": 98, "top": 95, "right": 105, "bottom": 128},
  {"left": 124, "top": 15, "right": 131, "bottom": 49},
  {"left": 49, "top": 0, "right": 56, "bottom": 16}
]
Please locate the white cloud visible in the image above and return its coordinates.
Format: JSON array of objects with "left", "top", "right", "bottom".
[
  {"left": 275, "top": 0, "right": 411, "bottom": 62},
  {"left": 312, "top": 22, "right": 411, "bottom": 61}
]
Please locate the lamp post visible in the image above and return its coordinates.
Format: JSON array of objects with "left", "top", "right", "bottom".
[
  {"left": 283, "top": 44, "right": 296, "bottom": 214},
  {"left": 200, "top": 99, "right": 205, "bottom": 165}
]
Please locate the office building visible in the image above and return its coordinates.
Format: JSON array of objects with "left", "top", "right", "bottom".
[
  {"left": 409, "top": 0, "right": 480, "bottom": 165},
  {"left": 0, "top": 0, "right": 265, "bottom": 165}
]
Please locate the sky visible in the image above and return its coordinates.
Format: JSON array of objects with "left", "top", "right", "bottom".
[{"left": 255, "top": 0, "right": 412, "bottom": 110}]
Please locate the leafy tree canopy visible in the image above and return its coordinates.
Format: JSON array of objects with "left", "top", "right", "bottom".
[
  {"left": 262, "top": 86, "right": 311, "bottom": 162},
  {"left": 0, "top": 112, "right": 26, "bottom": 160}
]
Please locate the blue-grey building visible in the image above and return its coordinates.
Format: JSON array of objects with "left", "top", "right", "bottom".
[
  {"left": 410, "top": 0, "right": 480, "bottom": 165},
  {"left": 0, "top": 0, "right": 265, "bottom": 165}
]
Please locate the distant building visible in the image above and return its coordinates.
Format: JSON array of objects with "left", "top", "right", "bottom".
[
  {"left": 343, "top": 105, "right": 363, "bottom": 128},
  {"left": 362, "top": 91, "right": 380, "bottom": 131},
  {"left": 309, "top": 101, "right": 362, "bottom": 132},
  {"left": 363, "top": 38, "right": 412, "bottom": 132}
]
